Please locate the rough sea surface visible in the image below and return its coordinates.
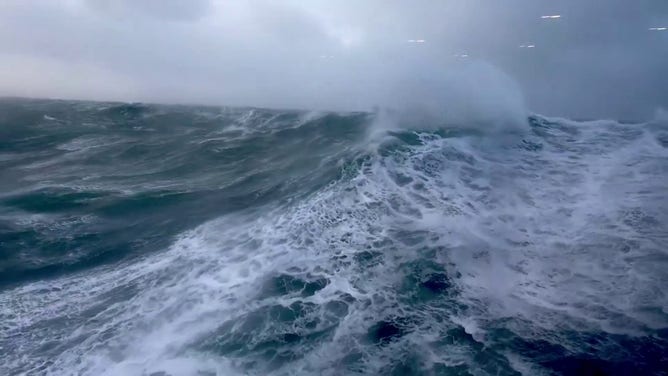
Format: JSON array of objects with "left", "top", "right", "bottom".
[{"left": 1, "top": 98, "right": 667, "bottom": 375}]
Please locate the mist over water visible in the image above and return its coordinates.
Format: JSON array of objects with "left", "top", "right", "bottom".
[
  {"left": 1, "top": 98, "right": 667, "bottom": 375},
  {"left": 374, "top": 61, "right": 529, "bottom": 135}
]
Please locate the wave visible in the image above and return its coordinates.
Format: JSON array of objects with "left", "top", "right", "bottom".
[{"left": 1, "top": 99, "right": 667, "bottom": 375}]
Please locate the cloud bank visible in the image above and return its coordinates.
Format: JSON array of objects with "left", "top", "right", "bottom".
[{"left": 0, "top": 0, "right": 666, "bottom": 120}]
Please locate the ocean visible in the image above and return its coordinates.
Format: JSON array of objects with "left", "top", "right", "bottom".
[{"left": 1, "top": 98, "right": 667, "bottom": 375}]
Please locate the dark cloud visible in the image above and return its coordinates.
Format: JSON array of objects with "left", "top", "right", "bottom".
[{"left": 0, "top": 0, "right": 665, "bottom": 120}]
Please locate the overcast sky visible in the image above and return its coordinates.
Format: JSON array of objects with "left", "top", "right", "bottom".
[{"left": 0, "top": 0, "right": 666, "bottom": 120}]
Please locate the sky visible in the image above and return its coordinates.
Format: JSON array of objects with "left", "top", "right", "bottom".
[{"left": 0, "top": 0, "right": 666, "bottom": 121}]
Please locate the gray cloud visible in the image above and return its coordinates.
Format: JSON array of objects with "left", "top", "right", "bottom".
[
  {"left": 87, "top": 0, "right": 213, "bottom": 22},
  {"left": 0, "top": 0, "right": 666, "bottom": 121}
]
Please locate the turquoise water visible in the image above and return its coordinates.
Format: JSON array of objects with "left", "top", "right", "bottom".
[{"left": 1, "top": 98, "right": 667, "bottom": 375}]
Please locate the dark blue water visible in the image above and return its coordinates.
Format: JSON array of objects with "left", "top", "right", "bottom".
[{"left": 1, "top": 98, "right": 667, "bottom": 375}]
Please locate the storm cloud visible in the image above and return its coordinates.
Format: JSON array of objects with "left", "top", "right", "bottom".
[{"left": 0, "top": 0, "right": 666, "bottom": 120}]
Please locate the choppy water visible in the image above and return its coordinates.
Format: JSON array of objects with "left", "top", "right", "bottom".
[{"left": 1, "top": 98, "right": 667, "bottom": 375}]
